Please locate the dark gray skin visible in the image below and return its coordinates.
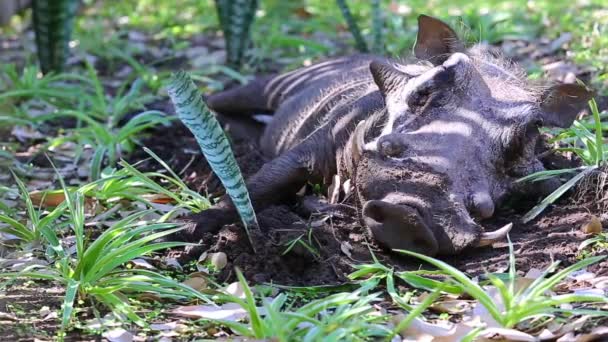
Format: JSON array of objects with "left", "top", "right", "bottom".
[{"left": 179, "top": 15, "right": 593, "bottom": 256}]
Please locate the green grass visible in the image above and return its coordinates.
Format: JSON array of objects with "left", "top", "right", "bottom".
[
  {"left": 203, "top": 269, "right": 392, "bottom": 341},
  {"left": 520, "top": 99, "right": 607, "bottom": 222},
  {"left": 0, "top": 170, "right": 209, "bottom": 337},
  {"left": 396, "top": 241, "right": 608, "bottom": 330},
  {"left": 0, "top": 173, "right": 66, "bottom": 244}
]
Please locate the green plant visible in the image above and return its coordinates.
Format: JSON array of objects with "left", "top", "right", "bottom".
[
  {"left": 0, "top": 174, "right": 66, "bottom": 244},
  {"left": 0, "top": 63, "right": 90, "bottom": 114},
  {"left": 578, "top": 232, "right": 608, "bottom": 257},
  {"left": 214, "top": 0, "right": 259, "bottom": 68},
  {"left": 336, "top": 0, "right": 369, "bottom": 52},
  {"left": 114, "top": 147, "right": 212, "bottom": 217},
  {"left": 21, "top": 148, "right": 211, "bottom": 223},
  {"left": 32, "top": 0, "right": 79, "bottom": 74},
  {"left": 211, "top": 269, "right": 391, "bottom": 341},
  {"left": 1, "top": 174, "right": 209, "bottom": 334},
  {"left": 45, "top": 63, "right": 169, "bottom": 179},
  {"left": 370, "top": 0, "right": 383, "bottom": 54},
  {"left": 282, "top": 228, "right": 320, "bottom": 259},
  {"left": 396, "top": 239, "right": 608, "bottom": 330},
  {"left": 520, "top": 99, "right": 607, "bottom": 222},
  {"left": 167, "top": 71, "right": 257, "bottom": 247}
]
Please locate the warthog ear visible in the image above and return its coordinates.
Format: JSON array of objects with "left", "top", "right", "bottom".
[
  {"left": 541, "top": 84, "right": 594, "bottom": 128},
  {"left": 370, "top": 60, "right": 410, "bottom": 95},
  {"left": 414, "top": 15, "right": 463, "bottom": 65}
]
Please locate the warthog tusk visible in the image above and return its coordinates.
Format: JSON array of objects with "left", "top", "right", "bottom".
[
  {"left": 351, "top": 120, "right": 366, "bottom": 165},
  {"left": 477, "top": 223, "right": 513, "bottom": 247}
]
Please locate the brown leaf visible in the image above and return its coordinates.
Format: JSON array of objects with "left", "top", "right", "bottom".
[
  {"left": 581, "top": 215, "right": 602, "bottom": 234},
  {"left": 393, "top": 315, "right": 461, "bottom": 340},
  {"left": 478, "top": 328, "right": 536, "bottom": 341},
  {"left": 29, "top": 190, "right": 100, "bottom": 215},
  {"left": 430, "top": 299, "right": 471, "bottom": 314},
  {"left": 182, "top": 277, "right": 208, "bottom": 292},
  {"left": 293, "top": 7, "right": 312, "bottom": 19},
  {"left": 142, "top": 193, "right": 175, "bottom": 204},
  {"left": 137, "top": 293, "right": 162, "bottom": 303},
  {"left": 129, "top": 258, "right": 156, "bottom": 270},
  {"left": 29, "top": 190, "right": 66, "bottom": 207}
]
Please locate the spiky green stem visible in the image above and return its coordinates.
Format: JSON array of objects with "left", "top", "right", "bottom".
[
  {"left": 336, "top": 0, "right": 368, "bottom": 53},
  {"left": 166, "top": 71, "right": 257, "bottom": 251},
  {"left": 370, "top": 0, "right": 384, "bottom": 54},
  {"left": 214, "top": 0, "right": 259, "bottom": 69},
  {"left": 32, "top": 0, "right": 79, "bottom": 74}
]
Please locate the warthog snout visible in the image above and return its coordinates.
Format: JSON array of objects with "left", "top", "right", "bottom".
[{"left": 362, "top": 200, "right": 439, "bottom": 256}]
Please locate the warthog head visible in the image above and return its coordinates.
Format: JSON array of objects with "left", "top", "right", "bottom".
[{"left": 349, "top": 15, "right": 592, "bottom": 256}]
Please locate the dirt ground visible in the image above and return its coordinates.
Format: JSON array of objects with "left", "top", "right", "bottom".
[
  {"left": 124, "top": 33, "right": 608, "bottom": 287},
  {"left": 136, "top": 110, "right": 608, "bottom": 287}
]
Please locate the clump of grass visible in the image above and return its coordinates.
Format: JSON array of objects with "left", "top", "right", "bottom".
[
  {"left": 207, "top": 269, "right": 392, "bottom": 340},
  {"left": 396, "top": 240, "right": 608, "bottom": 330},
  {"left": 0, "top": 63, "right": 89, "bottom": 113},
  {"left": 1, "top": 61, "right": 170, "bottom": 180},
  {"left": 281, "top": 228, "right": 320, "bottom": 259},
  {"left": 1, "top": 171, "right": 209, "bottom": 335},
  {"left": 519, "top": 99, "right": 607, "bottom": 222},
  {"left": 0, "top": 173, "right": 66, "bottom": 244}
]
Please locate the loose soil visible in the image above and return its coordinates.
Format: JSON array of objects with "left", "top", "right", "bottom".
[{"left": 138, "top": 113, "right": 608, "bottom": 287}]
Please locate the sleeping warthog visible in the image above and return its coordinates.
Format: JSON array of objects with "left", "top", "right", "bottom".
[{"left": 180, "top": 15, "right": 592, "bottom": 256}]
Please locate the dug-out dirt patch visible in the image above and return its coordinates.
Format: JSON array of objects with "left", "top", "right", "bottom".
[{"left": 140, "top": 114, "right": 608, "bottom": 286}]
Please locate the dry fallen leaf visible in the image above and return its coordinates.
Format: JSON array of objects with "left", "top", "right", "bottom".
[
  {"left": 223, "top": 281, "right": 245, "bottom": 299},
  {"left": 197, "top": 252, "right": 228, "bottom": 272},
  {"left": 29, "top": 190, "right": 67, "bottom": 207},
  {"left": 394, "top": 315, "right": 455, "bottom": 339},
  {"left": 172, "top": 303, "right": 248, "bottom": 321},
  {"left": 136, "top": 293, "right": 162, "bottom": 303},
  {"left": 209, "top": 252, "right": 228, "bottom": 270},
  {"left": 477, "top": 327, "right": 536, "bottom": 341},
  {"left": 11, "top": 126, "right": 44, "bottom": 141},
  {"left": 129, "top": 258, "right": 156, "bottom": 270},
  {"left": 557, "top": 326, "right": 608, "bottom": 342},
  {"left": 342, "top": 179, "right": 352, "bottom": 198},
  {"left": 430, "top": 299, "right": 471, "bottom": 314},
  {"left": 472, "top": 286, "right": 503, "bottom": 328},
  {"left": 102, "top": 328, "right": 134, "bottom": 342},
  {"left": 581, "top": 215, "right": 602, "bottom": 234},
  {"left": 141, "top": 193, "right": 175, "bottom": 204},
  {"left": 29, "top": 190, "right": 100, "bottom": 214},
  {"left": 340, "top": 241, "right": 353, "bottom": 258},
  {"left": 164, "top": 257, "right": 182, "bottom": 270},
  {"left": 182, "top": 276, "right": 208, "bottom": 292},
  {"left": 150, "top": 321, "right": 186, "bottom": 332}
]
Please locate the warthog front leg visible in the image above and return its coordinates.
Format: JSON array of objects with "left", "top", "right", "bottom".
[{"left": 178, "top": 132, "right": 336, "bottom": 241}]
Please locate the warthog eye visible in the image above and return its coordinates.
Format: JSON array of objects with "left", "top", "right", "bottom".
[
  {"left": 504, "top": 117, "right": 541, "bottom": 164},
  {"left": 407, "top": 88, "right": 432, "bottom": 111},
  {"left": 378, "top": 134, "right": 406, "bottom": 158}
]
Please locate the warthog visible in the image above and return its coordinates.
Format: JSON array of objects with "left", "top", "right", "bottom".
[{"left": 179, "top": 15, "right": 592, "bottom": 256}]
